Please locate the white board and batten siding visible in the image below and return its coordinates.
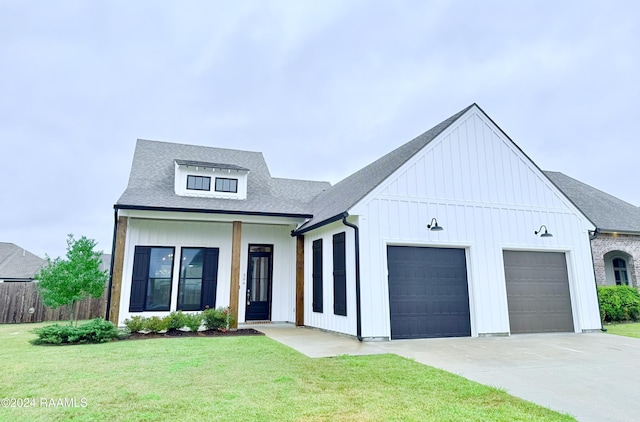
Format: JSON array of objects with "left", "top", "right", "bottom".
[
  {"left": 118, "top": 215, "right": 298, "bottom": 325},
  {"left": 304, "top": 220, "right": 358, "bottom": 336},
  {"left": 350, "top": 106, "right": 602, "bottom": 339}
]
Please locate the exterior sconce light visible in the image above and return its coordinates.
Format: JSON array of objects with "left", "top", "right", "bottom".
[
  {"left": 427, "top": 218, "right": 443, "bottom": 231},
  {"left": 535, "top": 225, "right": 553, "bottom": 238}
]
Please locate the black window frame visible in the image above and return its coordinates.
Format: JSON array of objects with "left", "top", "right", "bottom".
[
  {"left": 129, "top": 246, "right": 175, "bottom": 312},
  {"left": 333, "top": 232, "right": 347, "bottom": 316},
  {"left": 312, "top": 239, "right": 323, "bottom": 313},
  {"left": 177, "top": 247, "right": 220, "bottom": 311},
  {"left": 186, "top": 175, "right": 211, "bottom": 191},
  {"left": 214, "top": 177, "right": 238, "bottom": 193}
]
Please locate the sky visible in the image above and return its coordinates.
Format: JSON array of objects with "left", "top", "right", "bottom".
[{"left": 2, "top": 0, "right": 639, "bottom": 259}]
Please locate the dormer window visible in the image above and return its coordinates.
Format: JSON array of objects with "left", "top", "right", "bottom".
[
  {"left": 187, "top": 175, "right": 211, "bottom": 191},
  {"left": 174, "top": 159, "right": 249, "bottom": 200},
  {"left": 215, "top": 178, "right": 238, "bottom": 193}
]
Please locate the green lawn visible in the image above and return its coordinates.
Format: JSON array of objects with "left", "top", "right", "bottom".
[
  {"left": 604, "top": 322, "right": 640, "bottom": 338},
  {"left": 0, "top": 322, "right": 573, "bottom": 422}
]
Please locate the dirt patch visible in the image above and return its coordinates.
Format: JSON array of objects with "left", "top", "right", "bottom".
[{"left": 124, "top": 328, "right": 264, "bottom": 341}]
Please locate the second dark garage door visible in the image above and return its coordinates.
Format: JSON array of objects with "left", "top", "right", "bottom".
[
  {"left": 387, "top": 246, "right": 471, "bottom": 339},
  {"left": 504, "top": 250, "right": 574, "bottom": 334}
]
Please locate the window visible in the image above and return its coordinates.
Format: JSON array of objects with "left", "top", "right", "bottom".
[
  {"left": 333, "top": 232, "right": 347, "bottom": 316},
  {"left": 613, "top": 258, "right": 629, "bottom": 285},
  {"left": 215, "top": 177, "right": 238, "bottom": 193},
  {"left": 187, "top": 175, "right": 211, "bottom": 191},
  {"left": 178, "top": 248, "right": 220, "bottom": 311},
  {"left": 129, "top": 247, "right": 174, "bottom": 312},
  {"left": 312, "top": 239, "right": 323, "bottom": 313}
]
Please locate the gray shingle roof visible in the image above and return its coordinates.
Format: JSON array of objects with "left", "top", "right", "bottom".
[
  {"left": 295, "top": 104, "right": 475, "bottom": 232},
  {"left": 0, "top": 242, "right": 46, "bottom": 280},
  {"left": 174, "top": 160, "right": 249, "bottom": 171},
  {"left": 545, "top": 171, "right": 640, "bottom": 233},
  {"left": 117, "top": 139, "right": 330, "bottom": 216}
]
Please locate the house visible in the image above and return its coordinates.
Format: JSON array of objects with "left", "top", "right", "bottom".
[
  {"left": 0, "top": 242, "right": 46, "bottom": 282},
  {"left": 545, "top": 171, "right": 640, "bottom": 288},
  {"left": 108, "top": 104, "right": 603, "bottom": 339}
]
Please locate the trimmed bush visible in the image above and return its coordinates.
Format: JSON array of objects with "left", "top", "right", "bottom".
[
  {"left": 202, "top": 307, "right": 226, "bottom": 330},
  {"left": 598, "top": 285, "right": 640, "bottom": 322},
  {"left": 123, "top": 316, "right": 145, "bottom": 333},
  {"left": 80, "top": 318, "right": 125, "bottom": 343},
  {"left": 31, "top": 318, "right": 123, "bottom": 345},
  {"left": 143, "top": 316, "right": 169, "bottom": 333},
  {"left": 202, "top": 307, "right": 234, "bottom": 331},
  {"left": 166, "top": 311, "right": 187, "bottom": 330},
  {"left": 183, "top": 313, "right": 203, "bottom": 332}
]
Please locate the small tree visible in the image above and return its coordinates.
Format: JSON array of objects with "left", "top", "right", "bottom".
[{"left": 35, "top": 235, "right": 108, "bottom": 326}]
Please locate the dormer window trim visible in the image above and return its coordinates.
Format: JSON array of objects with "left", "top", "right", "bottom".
[{"left": 174, "top": 159, "right": 248, "bottom": 200}]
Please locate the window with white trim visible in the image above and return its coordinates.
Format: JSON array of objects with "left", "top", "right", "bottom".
[{"left": 613, "top": 257, "right": 629, "bottom": 285}]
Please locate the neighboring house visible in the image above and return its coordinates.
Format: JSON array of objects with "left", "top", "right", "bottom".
[
  {"left": 545, "top": 171, "right": 640, "bottom": 289},
  {"left": 108, "top": 104, "right": 603, "bottom": 340},
  {"left": 0, "top": 242, "right": 46, "bottom": 282},
  {"left": 99, "top": 254, "right": 112, "bottom": 274}
]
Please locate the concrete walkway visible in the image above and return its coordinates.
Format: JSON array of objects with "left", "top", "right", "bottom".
[{"left": 248, "top": 323, "right": 640, "bottom": 422}]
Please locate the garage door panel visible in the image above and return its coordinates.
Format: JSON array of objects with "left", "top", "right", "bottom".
[
  {"left": 388, "top": 246, "right": 471, "bottom": 339},
  {"left": 504, "top": 251, "right": 574, "bottom": 334}
]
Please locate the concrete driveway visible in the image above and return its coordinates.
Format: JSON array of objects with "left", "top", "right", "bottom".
[{"left": 251, "top": 324, "right": 640, "bottom": 422}]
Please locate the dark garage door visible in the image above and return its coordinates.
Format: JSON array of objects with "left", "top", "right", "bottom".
[
  {"left": 504, "top": 251, "right": 574, "bottom": 334},
  {"left": 387, "top": 246, "right": 471, "bottom": 339}
]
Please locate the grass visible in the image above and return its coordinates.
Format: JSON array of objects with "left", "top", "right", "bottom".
[
  {"left": 603, "top": 321, "right": 640, "bottom": 338},
  {"left": 0, "top": 322, "right": 574, "bottom": 422}
]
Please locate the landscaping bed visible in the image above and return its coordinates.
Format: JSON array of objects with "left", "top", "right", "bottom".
[{"left": 126, "top": 327, "right": 263, "bottom": 340}]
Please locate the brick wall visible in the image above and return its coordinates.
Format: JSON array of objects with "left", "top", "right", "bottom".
[{"left": 591, "top": 233, "right": 640, "bottom": 288}]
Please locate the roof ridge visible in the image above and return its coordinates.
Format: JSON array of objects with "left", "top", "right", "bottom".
[
  {"left": 136, "top": 138, "right": 263, "bottom": 155},
  {"left": 0, "top": 247, "right": 22, "bottom": 273},
  {"left": 295, "top": 104, "right": 476, "bottom": 233}
]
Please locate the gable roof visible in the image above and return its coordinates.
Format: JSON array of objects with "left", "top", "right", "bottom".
[
  {"left": 293, "top": 104, "right": 475, "bottom": 233},
  {"left": 0, "top": 242, "right": 46, "bottom": 280},
  {"left": 116, "top": 139, "right": 331, "bottom": 217},
  {"left": 544, "top": 171, "right": 640, "bottom": 234}
]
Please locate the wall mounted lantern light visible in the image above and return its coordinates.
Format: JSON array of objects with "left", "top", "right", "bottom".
[
  {"left": 535, "top": 225, "right": 553, "bottom": 238},
  {"left": 427, "top": 218, "right": 444, "bottom": 231}
]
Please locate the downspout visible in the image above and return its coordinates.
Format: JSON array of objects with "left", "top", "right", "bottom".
[
  {"left": 105, "top": 208, "right": 119, "bottom": 321},
  {"left": 341, "top": 213, "right": 363, "bottom": 342},
  {"left": 588, "top": 228, "right": 607, "bottom": 332}
]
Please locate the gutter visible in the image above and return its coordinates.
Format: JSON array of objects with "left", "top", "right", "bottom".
[
  {"left": 115, "top": 204, "right": 313, "bottom": 220},
  {"left": 588, "top": 228, "right": 607, "bottom": 332},
  {"left": 293, "top": 213, "right": 347, "bottom": 236},
  {"left": 341, "top": 213, "right": 363, "bottom": 342},
  {"left": 105, "top": 208, "right": 118, "bottom": 321}
]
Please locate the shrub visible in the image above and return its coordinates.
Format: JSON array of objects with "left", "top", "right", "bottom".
[
  {"left": 203, "top": 307, "right": 234, "bottom": 331},
  {"left": 143, "top": 316, "right": 169, "bottom": 333},
  {"left": 31, "top": 318, "right": 122, "bottom": 345},
  {"left": 202, "top": 307, "right": 225, "bottom": 330},
  {"left": 166, "top": 311, "right": 187, "bottom": 330},
  {"left": 123, "top": 316, "right": 145, "bottom": 333},
  {"left": 598, "top": 285, "right": 640, "bottom": 322},
  {"left": 183, "top": 313, "right": 203, "bottom": 332},
  {"left": 31, "top": 324, "right": 80, "bottom": 345},
  {"left": 77, "top": 318, "right": 124, "bottom": 343}
]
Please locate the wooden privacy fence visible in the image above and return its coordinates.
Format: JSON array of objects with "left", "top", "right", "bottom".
[{"left": 0, "top": 282, "right": 108, "bottom": 324}]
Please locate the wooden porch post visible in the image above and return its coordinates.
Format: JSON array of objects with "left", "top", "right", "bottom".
[
  {"left": 108, "top": 216, "right": 128, "bottom": 325},
  {"left": 295, "top": 235, "right": 304, "bottom": 326},
  {"left": 229, "top": 221, "right": 242, "bottom": 329}
]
